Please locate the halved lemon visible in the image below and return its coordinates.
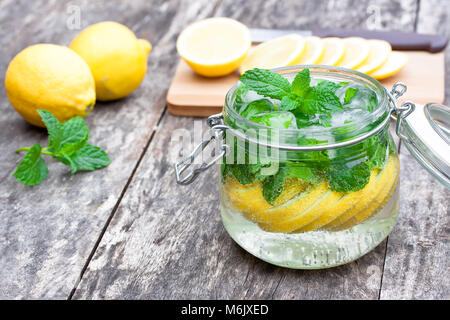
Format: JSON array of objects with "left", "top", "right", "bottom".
[
  {"left": 296, "top": 36, "right": 325, "bottom": 65},
  {"left": 239, "top": 34, "right": 306, "bottom": 74},
  {"left": 356, "top": 39, "right": 392, "bottom": 74},
  {"left": 176, "top": 17, "right": 251, "bottom": 77},
  {"left": 370, "top": 51, "right": 408, "bottom": 80},
  {"left": 337, "top": 37, "right": 370, "bottom": 69},
  {"left": 315, "top": 37, "right": 345, "bottom": 66}
]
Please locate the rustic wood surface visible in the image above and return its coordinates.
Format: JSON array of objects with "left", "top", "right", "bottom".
[{"left": 0, "top": 0, "right": 448, "bottom": 300}]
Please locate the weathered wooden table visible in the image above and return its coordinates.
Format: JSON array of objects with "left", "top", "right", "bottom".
[{"left": 0, "top": 0, "right": 448, "bottom": 300}]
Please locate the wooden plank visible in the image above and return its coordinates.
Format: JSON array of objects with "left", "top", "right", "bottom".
[
  {"left": 379, "top": 0, "right": 450, "bottom": 300},
  {"left": 0, "top": 0, "right": 219, "bottom": 299},
  {"left": 73, "top": 0, "right": 420, "bottom": 299}
]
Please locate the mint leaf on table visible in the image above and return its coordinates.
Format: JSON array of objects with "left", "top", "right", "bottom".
[
  {"left": 58, "top": 117, "right": 90, "bottom": 156},
  {"left": 291, "top": 68, "right": 310, "bottom": 97},
  {"left": 241, "top": 99, "right": 275, "bottom": 119},
  {"left": 327, "top": 162, "right": 371, "bottom": 192},
  {"left": 37, "top": 110, "right": 62, "bottom": 153},
  {"left": 262, "top": 167, "right": 288, "bottom": 205},
  {"left": 239, "top": 68, "right": 291, "bottom": 100},
  {"left": 13, "top": 144, "right": 48, "bottom": 186},
  {"left": 13, "top": 110, "right": 110, "bottom": 186}
]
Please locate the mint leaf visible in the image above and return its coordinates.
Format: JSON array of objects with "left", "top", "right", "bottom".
[
  {"left": 239, "top": 68, "right": 291, "bottom": 100},
  {"left": 249, "top": 111, "right": 296, "bottom": 129},
  {"left": 280, "top": 94, "right": 302, "bottom": 111},
  {"left": 301, "top": 87, "right": 342, "bottom": 115},
  {"left": 38, "top": 110, "right": 63, "bottom": 152},
  {"left": 327, "top": 162, "right": 370, "bottom": 192},
  {"left": 365, "top": 134, "right": 387, "bottom": 170},
  {"left": 344, "top": 87, "right": 358, "bottom": 104},
  {"left": 228, "top": 164, "right": 253, "bottom": 185},
  {"left": 58, "top": 117, "right": 89, "bottom": 156},
  {"left": 262, "top": 167, "right": 287, "bottom": 205},
  {"left": 14, "top": 111, "right": 110, "bottom": 186},
  {"left": 65, "top": 144, "right": 110, "bottom": 173},
  {"left": 241, "top": 99, "right": 275, "bottom": 119},
  {"left": 316, "top": 80, "right": 340, "bottom": 92},
  {"left": 291, "top": 68, "right": 310, "bottom": 97},
  {"left": 286, "top": 163, "right": 319, "bottom": 183},
  {"left": 13, "top": 144, "right": 48, "bottom": 186},
  {"left": 234, "top": 84, "right": 249, "bottom": 113}
]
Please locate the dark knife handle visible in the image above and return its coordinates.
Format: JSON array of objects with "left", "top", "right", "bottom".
[{"left": 314, "top": 28, "right": 448, "bottom": 53}]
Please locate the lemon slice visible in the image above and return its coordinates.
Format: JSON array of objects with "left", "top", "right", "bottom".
[
  {"left": 370, "top": 51, "right": 408, "bottom": 80},
  {"left": 296, "top": 36, "right": 325, "bottom": 65},
  {"left": 323, "top": 156, "right": 399, "bottom": 230},
  {"left": 336, "top": 157, "right": 399, "bottom": 230},
  {"left": 239, "top": 34, "right": 306, "bottom": 74},
  {"left": 315, "top": 37, "right": 345, "bottom": 66},
  {"left": 337, "top": 37, "right": 370, "bottom": 69},
  {"left": 356, "top": 40, "right": 392, "bottom": 74},
  {"left": 297, "top": 171, "right": 378, "bottom": 232},
  {"left": 176, "top": 17, "right": 251, "bottom": 77}
]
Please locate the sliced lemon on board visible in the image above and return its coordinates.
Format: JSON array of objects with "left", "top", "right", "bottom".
[
  {"left": 176, "top": 17, "right": 251, "bottom": 77},
  {"left": 356, "top": 39, "right": 392, "bottom": 74},
  {"left": 315, "top": 37, "right": 345, "bottom": 66},
  {"left": 337, "top": 37, "right": 370, "bottom": 69},
  {"left": 370, "top": 51, "right": 409, "bottom": 80},
  {"left": 239, "top": 34, "right": 306, "bottom": 74},
  {"left": 296, "top": 36, "right": 325, "bottom": 65}
]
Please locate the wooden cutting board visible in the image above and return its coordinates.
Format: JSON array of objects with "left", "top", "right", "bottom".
[{"left": 167, "top": 51, "right": 445, "bottom": 117}]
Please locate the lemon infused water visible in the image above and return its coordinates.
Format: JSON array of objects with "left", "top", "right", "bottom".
[{"left": 219, "top": 66, "right": 400, "bottom": 269}]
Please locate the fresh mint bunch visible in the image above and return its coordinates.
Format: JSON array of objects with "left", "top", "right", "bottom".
[
  {"left": 225, "top": 68, "right": 388, "bottom": 203},
  {"left": 13, "top": 110, "right": 110, "bottom": 186}
]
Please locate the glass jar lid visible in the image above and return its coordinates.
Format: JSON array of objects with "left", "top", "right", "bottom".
[{"left": 399, "top": 102, "right": 450, "bottom": 188}]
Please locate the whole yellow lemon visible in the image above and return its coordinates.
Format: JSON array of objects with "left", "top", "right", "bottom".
[
  {"left": 5, "top": 44, "right": 96, "bottom": 127},
  {"left": 70, "top": 21, "right": 152, "bottom": 101}
]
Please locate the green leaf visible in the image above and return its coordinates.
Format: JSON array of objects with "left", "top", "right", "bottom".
[
  {"left": 291, "top": 68, "right": 310, "bottom": 97},
  {"left": 327, "top": 162, "right": 370, "bottom": 192},
  {"left": 316, "top": 80, "right": 341, "bottom": 92},
  {"left": 13, "top": 144, "right": 48, "bottom": 186},
  {"left": 280, "top": 94, "right": 302, "bottom": 111},
  {"left": 228, "top": 164, "right": 253, "bottom": 185},
  {"left": 344, "top": 87, "right": 358, "bottom": 104},
  {"left": 58, "top": 117, "right": 89, "bottom": 156},
  {"left": 249, "top": 111, "right": 296, "bottom": 129},
  {"left": 65, "top": 144, "right": 111, "bottom": 173},
  {"left": 285, "top": 162, "right": 319, "bottom": 183},
  {"left": 37, "top": 110, "right": 62, "bottom": 152},
  {"left": 241, "top": 99, "right": 275, "bottom": 119},
  {"left": 301, "top": 87, "right": 343, "bottom": 115},
  {"left": 234, "top": 84, "right": 249, "bottom": 113},
  {"left": 364, "top": 134, "right": 388, "bottom": 170},
  {"left": 239, "top": 68, "right": 291, "bottom": 100},
  {"left": 262, "top": 167, "right": 287, "bottom": 205}
]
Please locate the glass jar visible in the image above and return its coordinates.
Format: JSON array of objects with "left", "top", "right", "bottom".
[{"left": 175, "top": 65, "right": 450, "bottom": 269}]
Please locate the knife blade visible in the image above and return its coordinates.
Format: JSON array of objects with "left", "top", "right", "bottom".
[{"left": 250, "top": 28, "right": 448, "bottom": 53}]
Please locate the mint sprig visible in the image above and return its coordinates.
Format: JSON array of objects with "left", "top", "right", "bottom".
[{"left": 13, "top": 110, "right": 110, "bottom": 186}]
